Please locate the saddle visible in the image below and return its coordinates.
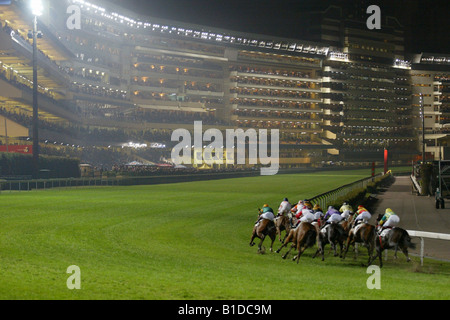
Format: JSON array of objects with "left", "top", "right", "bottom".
[
  {"left": 352, "top": 222, "right": 365, "bottom": 235},
  {"left": 378, "top": 226, "right": 393, "bottom": 239},
  {"left": 255, "top": 219, "right": 275, "bottom": 233}
]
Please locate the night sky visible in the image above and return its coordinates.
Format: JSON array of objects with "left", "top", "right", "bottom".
[{"left": 107, "top": 0, "right": 450, "bottom": 54}]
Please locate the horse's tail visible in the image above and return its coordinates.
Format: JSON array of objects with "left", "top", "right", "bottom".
[
  {"left": 305, "top": 229, "right": 317, "bottom": 247},
  {"left": 404, "top": 231, "right": 416, "bottom": 249},
  {"left": 368, "top": 225, "right": 377, "bottom": 247}
]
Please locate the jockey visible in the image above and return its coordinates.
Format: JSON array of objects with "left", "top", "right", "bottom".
[
  {"left": 353, "top": 205, "right": 371, "bottom": 226},
  {"left": 339, "top": 202, "right": 353, "bottom": 220},
  {"left": 295, "top": 201, "right": 311, "bottom": 220},
  {"left": 313, "top": 204, "right": 324, "bottom": 221},
  {"left": 292, "top": 207, "right": 315, "bottom": 228},
  {"left": 303, "top": 199, "right": 313, "bottom": 209},
  {"left": 292, "top": 200, "right": 305, "bottom": 219},
  {"left": 299, "top": 208, "right": 315, "bottom": 223},
  {"left": 324, "top": 206, "right": 344, "bottom": 225},
  {"left": 378, "top": 208, "right": 400, "bottom": 232},
  {"left": 259, "top": 204, "right": 275, "bottom": 222},
  {"left": 313, "top": 203, "right": 323, "bottom": 213},
  {"left": 277, "top": 198, "right": 292, "bottom": 217}
]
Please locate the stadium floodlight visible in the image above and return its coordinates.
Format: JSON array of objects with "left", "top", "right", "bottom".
[
  {"left": 30, "top": 0, "right": 45, "bottom": 178},
  {"left": 30, "top": 0, "right": 43, "bottom": 17}
]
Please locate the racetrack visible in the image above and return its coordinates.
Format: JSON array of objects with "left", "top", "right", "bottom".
[
  {"left": 0, "top": 169, "right": 449, "bottom": 300},
  {"left": 370, "top": 176, "right": 450, "bottom": 261}
]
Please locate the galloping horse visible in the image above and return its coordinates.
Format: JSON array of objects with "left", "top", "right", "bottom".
[
  {"left": 341, "top": 213, "right": 354, "bottom": 236},
  {"left": 249, "top": 217, "right": 276, "bottom": 254},
  {"left": 342, "top": 223, "right": 377, "bottom": 266},
  {"left": 313, "top": 223, "right": 346, "bottom": 261},
  {"left": 276, "top": 222, "right": 317, "bottom": 263},
  {"left": 274, "top": 214, "right": 291, "bottom": 243},
  {"left": 368, "top": 214, "right": 416, "bottom": 267}
]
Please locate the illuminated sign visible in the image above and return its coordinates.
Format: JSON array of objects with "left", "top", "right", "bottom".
[{"left": 0, "top": 145, "right": 33, "bottom": 154}]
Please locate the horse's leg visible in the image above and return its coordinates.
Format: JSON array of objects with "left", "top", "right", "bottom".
[
  {"left": 269, "top": 232, "right": 276, "bottom": 252},
  {"left": 276, "top": 241, "right": 287, "bottom": 254},
  {"left": 368, "top": 247, "right": 381, "bottom": 267},
  {"left": 367, "top": 238, "right": 375, "bottom": 266},
  {"left": 277, "top": 228, "right": 294, "bottom": 253},
  {"left": 276, "top": 225, "right": 282, "bottom": 243},
  {"left": 258, "top": 235, "right": 266, "bottom": 253},
  {"left": 312, "top": 247, "right": 320, "bottom": 259},
  {"left": 282, "top": 223, "right": 290, "bottom": 243},
  {"left": 401, "top": 245, "right": 411, "bottom": 262},
  {"left": 338, "top": 240, "right": 344, "bottom": 258},
  {"left": 393, "top": 244, "right": 399, "bottom": 259},
  {"left": 354, "top": 242, "right": 359, "bottom": 260},
  {"left": 379, "top": 248, "right": 383, "bottom": 267},
  {"left": 320, "top": 241, "right": 326, "bottom": 261},
  {"left": 313, "top": 239, "right": 323, "bottom": 260},
  {"left": 332, "top": 240, "right": 339, "bottom": 257},
  {"left": 296, "top": 245, "right": 307, "bottom": 264},
  {"left": 342, "top": 233, "right": 353, "bottom": 259},
  {"left": 282, "top": 244, "right": 295, "bottom": 259},
  {"left": 249, "top": 227, "right": 257, "bottom": 247}
]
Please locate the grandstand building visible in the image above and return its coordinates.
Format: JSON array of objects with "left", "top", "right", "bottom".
[
  {"left": 1, "top": 0, "right": 334, "bottom": 169},
  {"left": 297, "top": 5, "right": 416, "bottom": 163},
  {"left": 0, "top": 0, "right": 446, "bottom": 170},
  {"left": 410, "top": 53, "right": 450, "bottom": 160}
]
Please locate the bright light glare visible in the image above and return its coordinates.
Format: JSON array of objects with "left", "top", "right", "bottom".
[{"left": 30, "top": 0, "right": 43, "bottom": 16}]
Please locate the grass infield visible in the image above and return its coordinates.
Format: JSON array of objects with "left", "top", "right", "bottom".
[{"left": 0, "top": 168, "right": 448, "bottom": 300}]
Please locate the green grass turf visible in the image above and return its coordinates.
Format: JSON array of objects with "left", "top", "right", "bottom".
[{"left": 0, "top": 168, "right": 448, "bottom": 300}]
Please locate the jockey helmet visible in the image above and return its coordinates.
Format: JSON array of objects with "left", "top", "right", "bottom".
[
  {"left": 313, "top": 204, "right": 321, "bottom": 211},
  {"left": 386, "top": 208, "right": 394, "bottom": 214},
  {"left": 263, "top": 204, "right": 269, "bottom": 208},
  {"left": 284, "top": 198, "right": 288, "bottom": 202}
]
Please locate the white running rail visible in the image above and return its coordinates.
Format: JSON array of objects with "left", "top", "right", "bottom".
[{"left": 406, "top": 230, "right": 450, "bottom": 266}]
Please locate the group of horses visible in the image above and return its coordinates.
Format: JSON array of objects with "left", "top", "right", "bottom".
[{"left": 249, "top": 206, "right": 416, "bottom": 267}]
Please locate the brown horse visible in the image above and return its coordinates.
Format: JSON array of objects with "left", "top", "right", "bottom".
[
  {"left": 274, "top": 214, "right": 291, "bottom": 243},
  {"left": 342, "top": 222, "right": 377, "bottom": 266},
  {"left": 249, "top": 218, "right": 276, "bottom": 254},
  {"left": 276, "top": 222, "right": 317, "bottom": 263},
  {"left": 341, "top": 213, "right": 354, "bottom": 236}
]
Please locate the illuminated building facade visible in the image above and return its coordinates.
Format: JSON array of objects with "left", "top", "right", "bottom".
[
  {"left": 299, "top": 5, "right": 416, "bottom": 163},
  {"left": 0, "top": 0, "right": 447, "bottom": 169},
  {"left": 411, "top": 53, "right": 450, "bottom": 160}
]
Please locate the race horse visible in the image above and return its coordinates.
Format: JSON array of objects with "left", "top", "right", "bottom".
[
  {"left": 342, "top": 222, "right": 377, "bottom": 266},
  {"left": 249, "top": 217, "right": 276, "bottom": 254},
  {"left": 368, "top": 214, "right": 416, "bottom": 267},
  {"left": 274, "top": 214, "right": 291, "bottom": 243},
  {"left": 313, "top": 223, "right": 347, "bottom": 261},
  {"left": 341, "top": 213, "right": 354, "bottom": 236},
  {"left": 276, "top": 222, "right": 317, "bottom": 263}
]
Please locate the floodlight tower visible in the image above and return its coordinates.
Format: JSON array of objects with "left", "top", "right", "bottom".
[{"left": 30, "top": 0, "right": 43, "bottom": 178}]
